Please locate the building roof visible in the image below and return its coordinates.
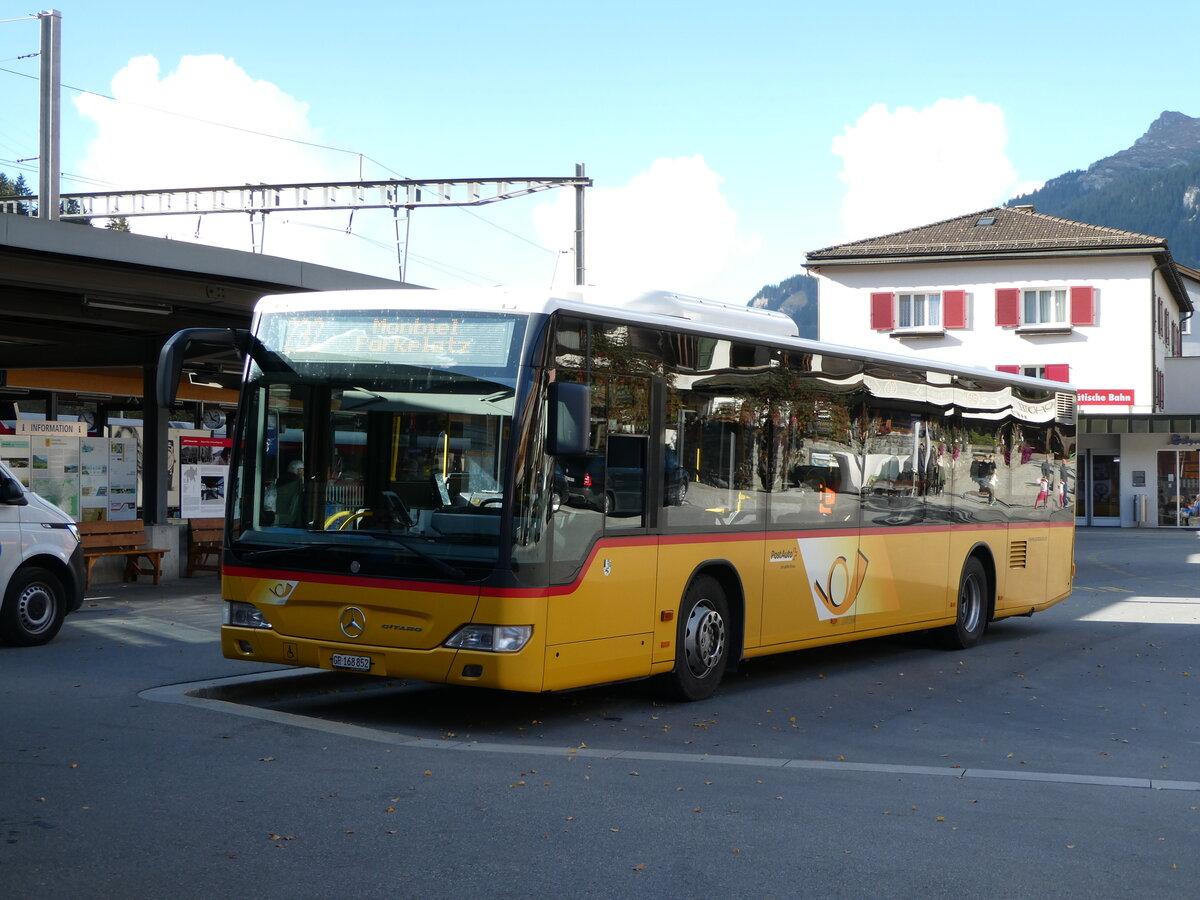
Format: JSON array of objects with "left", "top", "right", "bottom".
[
  {"left": 806, "top": 205, "right": 1167, "bottom": 262},
  {"left": 0, "top": 212, "right": 415, "bottom": 370},
  {"left": 804, "top": 205, "right": 1192, "bottom": 314}
]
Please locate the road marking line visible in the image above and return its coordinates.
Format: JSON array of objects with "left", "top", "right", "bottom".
[
  {"left": 140, "top": 670, "right": 1199, "bottom": 793},
  {"left": 72, "top": 617, "right": 216, "bottom": 646}
]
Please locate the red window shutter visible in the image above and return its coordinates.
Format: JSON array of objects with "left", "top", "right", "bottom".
[
  {"left": 995, "top": 365, "right": 1020, "bottom": 374},
  {"left": 943, "top": 290, "right": 966, "bottom": 328},
  {"left": 1070, "top": 286, "right": 1095, "bottom": 325},
  {"left": 870, "top": 292, "right": 895, "bottom": 330},
  {"left": 995, "top": 288, "right": 1020, "bottom": 327},
  {"left": 1043, "top": 364, "right": 1071, "bottom": 383}
]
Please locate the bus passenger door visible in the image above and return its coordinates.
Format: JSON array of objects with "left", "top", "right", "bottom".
[{"left": 548, "top": 374, "right": 656, "bottom": 644}]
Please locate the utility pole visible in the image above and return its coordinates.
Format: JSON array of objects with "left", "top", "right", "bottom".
[
  {"left": 37, "top": 9, "right": 61, "bottom": 221},
  {"left": 574, "top": 162, "right": 586, "bottom": 286}
]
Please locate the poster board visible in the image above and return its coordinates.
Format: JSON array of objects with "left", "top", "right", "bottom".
[
  {"left": 180, "top": 435, "right": 232, "bottom": 519},
  {"left": 0, "top": 437, "right": 32, "bottom": 487},
  {"left": 0, "top": 429, "right": 140, "bottom": 521}
]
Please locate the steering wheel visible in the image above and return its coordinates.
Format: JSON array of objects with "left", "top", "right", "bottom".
[
  {"left": 335, "top": 510, "right": 373, "bottom": 531},
  {"left": 323, "top": 509, "right": 360, "bottom": 530}
]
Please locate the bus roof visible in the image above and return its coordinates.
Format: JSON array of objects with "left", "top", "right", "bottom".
[{"left": 254, "top": 285, "right": 1076, "bottom": 396}]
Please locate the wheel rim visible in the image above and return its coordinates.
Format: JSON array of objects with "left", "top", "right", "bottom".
[
  {"left": 959, "top": 570, "right": 983, "bottom": 633},
  {"left": 17, "top": 581, "right": 56, "bottom": 635},
  {"left": 683, "top": 599, "right": 726, "bottom": 679}
]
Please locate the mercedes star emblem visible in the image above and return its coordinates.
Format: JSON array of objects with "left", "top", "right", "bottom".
[{"left": 339, "top": 606, "right": 366, "bottom": 639}]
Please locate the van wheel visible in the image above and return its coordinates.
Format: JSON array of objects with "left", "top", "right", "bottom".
[
  {"left": 936, "top": 557, "right": 988, "bottom": 650},
  {"left": 660, "top": 575, "right": 729, "bottom": 701},
  {"left": 0, "top": 567, "right": 67, "bottom": 646}
]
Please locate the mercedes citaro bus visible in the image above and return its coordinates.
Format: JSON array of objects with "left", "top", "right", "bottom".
[{"left": 158, "top": 286, "right": 1075, "bottom": 700}]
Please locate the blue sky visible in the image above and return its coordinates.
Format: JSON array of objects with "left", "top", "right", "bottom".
[{"left": 2, "top": 1, "right": 1199, "bottom": 300}]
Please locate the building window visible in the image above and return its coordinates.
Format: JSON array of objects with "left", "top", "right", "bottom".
[
  {"left": 871, "top": 290, "right": 966, "bottom": 332},
  {"left": 1023, "top": 289, "right": 1067, "bottom": 325},
  {"left": 996, "top": 286, "right": 1094, "bottom": 329},
  {"left": 898, "top": 292, "right": 940, "bottom": 329},
  {"left": 996, "top": 363, "right": 1070, "bottom": 382}
]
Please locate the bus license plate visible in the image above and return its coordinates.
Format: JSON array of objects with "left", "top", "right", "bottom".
[{"left": 331, "top": 653, "right": 372, "bottom": 672}]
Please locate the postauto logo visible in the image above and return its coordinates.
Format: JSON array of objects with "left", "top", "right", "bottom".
[{"left": 797, "top": 537, "right": 870, "bottom": 620}]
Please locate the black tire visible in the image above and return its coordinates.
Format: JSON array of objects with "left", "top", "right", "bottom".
[
  {"left": 661, "top": 575, "right": 730, "bottom": 701},
  {"left": 0, "top": 566, "right": 67, "bottom": 647},
  {"left": 936, "top": 556, "right": 989, "bottom": 650}
]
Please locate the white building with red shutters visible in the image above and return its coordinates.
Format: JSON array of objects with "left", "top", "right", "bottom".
[{"left": 806, "top": 205, "right": 1197, "bottom": 528}]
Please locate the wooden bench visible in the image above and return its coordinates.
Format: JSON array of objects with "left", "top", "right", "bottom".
[
  {"left": 78, "top": 519, "right": 170, "bottom": 589},
  {"left": 186, "top": 517, "right": 224, "bottom": 577}
]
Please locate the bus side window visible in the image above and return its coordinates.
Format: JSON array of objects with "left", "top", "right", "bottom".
[{"left": 605, "top": 434, "right": 647, "bottom": 527}]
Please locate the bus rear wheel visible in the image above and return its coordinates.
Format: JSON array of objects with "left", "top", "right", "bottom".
[
  {"left": 661, "top": 575, "right": 729, "bottom": 701},
  {"left": 937, "top": 556, "right": 989, "bottom": 650}
]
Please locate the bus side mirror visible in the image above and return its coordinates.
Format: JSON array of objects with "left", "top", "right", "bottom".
[
  {"left": 156, "top": 327, "right": 267, "bottom": 408},
  {"left": 547, "top": 382, "right": 589, "bottom": 457},
  {"left": 156, "top": 328, "right": 245, "bottom": 408}
]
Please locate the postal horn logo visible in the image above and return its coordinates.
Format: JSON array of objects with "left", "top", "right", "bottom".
[
  {"left": 339, "top": 606, "right": 366, "bottom": 639},
  {"left": 813, "top": 549, "right": 869, "bottom": 616}
]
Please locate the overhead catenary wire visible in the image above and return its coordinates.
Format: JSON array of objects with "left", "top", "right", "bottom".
[
  {"left": 0, "top": 50, "right": 569, "bottom": 282},
  {"left": 0, "top": 63, "right": 561, "bottom": 258}
]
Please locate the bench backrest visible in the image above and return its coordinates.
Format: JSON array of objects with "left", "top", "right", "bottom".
[
  {"left": 78, "top": 518, "right": 149, "bottom": 549},
  {"left": 189, "top": 517, "right": 225, "bottom": 544}
]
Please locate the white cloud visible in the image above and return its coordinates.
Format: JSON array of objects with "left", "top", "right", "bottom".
[
  {"left": 532, "top": 155, "right": 756, "bottom": 294},
  {"left": 73, "top": 55, "right": 398, "bottom": 279},
  {"left": 72, "top": 58, "right": 754, "bottom": 294},
  {"left": 831, "top": 97, "right": 1025, "bottom": 241}
]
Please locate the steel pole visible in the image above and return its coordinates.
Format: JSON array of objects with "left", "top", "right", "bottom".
[
  {"left": 574, "top": 162, "right": 585, "bottom": 285},
  {"left": 38, "top": 9, "right": 61, "bottom": 221}
]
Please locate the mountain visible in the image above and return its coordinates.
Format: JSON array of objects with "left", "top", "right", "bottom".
[
  {"left": 747, "top": 272, "right": 819, "bottom": 339},
  {"left": 1005, "top": 110, "right": 1200, "bottom": 266},
  {"left": 749, "top": 110, "right": 1200, "bottom": 335}
]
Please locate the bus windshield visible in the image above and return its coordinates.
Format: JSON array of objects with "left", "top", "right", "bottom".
[{"left": 227, "top": 308, "right": 530, "bottom": 580}]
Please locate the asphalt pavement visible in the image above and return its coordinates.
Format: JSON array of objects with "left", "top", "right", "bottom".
[{"left": 1, "top": 528, "right": 1197, "bottom": 898}]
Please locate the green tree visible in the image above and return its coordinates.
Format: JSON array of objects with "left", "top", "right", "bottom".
[{"left": 0, "top": 171, "right": 33, "bottom": 216}]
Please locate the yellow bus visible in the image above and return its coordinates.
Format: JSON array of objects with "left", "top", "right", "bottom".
[{"left": 159, "top": 286, "right": 1076, "bottom": 701}]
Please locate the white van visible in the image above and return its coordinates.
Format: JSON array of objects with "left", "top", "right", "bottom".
[{"left": 0, "top": 461, "right": 85, "bottom": 646}]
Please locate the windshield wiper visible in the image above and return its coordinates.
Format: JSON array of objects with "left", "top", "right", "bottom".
[
  {"left": 235, "top": 534, "right": 465, "bottom": 580},
  {"left": 236, "top": 542, "right": 339, "bottom": 561},
  {"left": 367, "top": 534, "right": 466, "bottom": 580}
]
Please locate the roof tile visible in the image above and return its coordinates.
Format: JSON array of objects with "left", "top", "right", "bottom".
[{"left": 807, "top": 206, "right": 1167, "bottom": 261}]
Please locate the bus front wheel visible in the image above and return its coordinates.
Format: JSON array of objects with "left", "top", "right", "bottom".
[
  {"left": 937, "top": 556, "right": 989, "bottom": 650},
  {"left": 662, "top": 575, "right": 729, "bottom": 701}
]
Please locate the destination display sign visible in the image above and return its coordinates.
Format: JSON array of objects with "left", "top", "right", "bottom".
[{"left": 259, "top": 311, "right": 520, "bottom": 368}]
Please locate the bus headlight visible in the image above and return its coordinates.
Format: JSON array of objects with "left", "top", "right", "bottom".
[
  {"left": 224, "top": 601, "right": 273, "bottom": 630},
  {"left": 444, "top": 624, "right": 531, "bottom": 653}
]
